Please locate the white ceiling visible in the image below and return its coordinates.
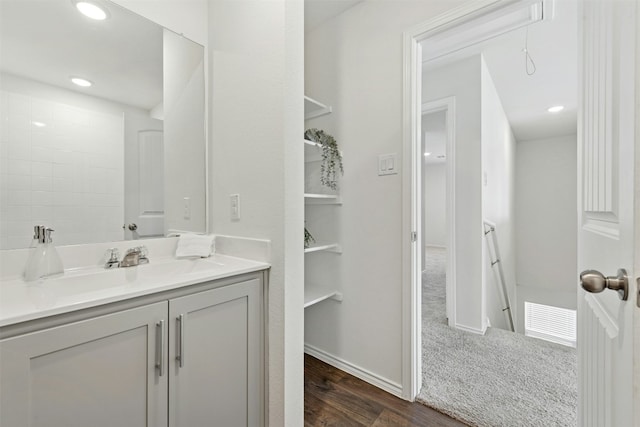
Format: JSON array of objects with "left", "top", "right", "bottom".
[
  {"left": 0, "top": 0, "right": 164, "bottom": 111},
  {"left": 3, "top": 0, "right": 576, "bottom": 136},
  {"left": 305, "top": 0, "right": 364, "bottom": 32},
  {"left": 422, "top": 0, "right": 578, "bottom": 142}
]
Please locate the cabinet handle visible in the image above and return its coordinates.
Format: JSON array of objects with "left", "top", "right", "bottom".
[
  {"left": 177, "top": 314, "right": 185, "bottom": 368},
  {"left": 156, "top": 320, "right": 165, "bottom": 377}
]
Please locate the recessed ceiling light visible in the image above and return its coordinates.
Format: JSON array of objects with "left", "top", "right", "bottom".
[
  {"left": 424, "top": 152, "right": 431, "bottom": 157},
  {"left": 32, "top": 121, "right": 46, "bottom": 128},
  {"left": 70, "top": 77, "right": 93, "bottom": 87},
  {"left": 74, "top": 1, "right": 108, "bottom": 20},
  {"left": 547, "top": 105, "right": 564, "bottom": 113}
]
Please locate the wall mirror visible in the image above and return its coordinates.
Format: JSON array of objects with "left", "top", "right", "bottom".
[{"left": 0, "top": 0, "right": 206, "bottom": 250}]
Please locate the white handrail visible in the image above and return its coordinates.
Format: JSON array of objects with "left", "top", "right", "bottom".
[{"left": 483, "top": 220, "right": 515, "bottom": 332}]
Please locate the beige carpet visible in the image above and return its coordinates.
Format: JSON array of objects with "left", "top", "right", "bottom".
[{"left": 417, "top": 247, "right": 577, "bottom": 427}]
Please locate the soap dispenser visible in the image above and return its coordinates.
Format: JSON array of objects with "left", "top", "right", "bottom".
[
  {"left": 41, "top": 227, "right": 64, "bottom": 278},
  {"left": 23, "top": 225, "right": 45, "bottom": 282},
  {"left": 23, "top": 226, "right": 64, "bottom": 281}
]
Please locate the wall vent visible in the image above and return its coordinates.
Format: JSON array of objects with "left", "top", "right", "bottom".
[{"left": 524, "top": 302, "right": 576, "bottom": 347}]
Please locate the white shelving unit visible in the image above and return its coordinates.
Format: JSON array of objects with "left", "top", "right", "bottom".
[
  {"left": 304, "top": 285, "right": 343, "bottom": 309},
  {"left": 304, "top": 96, "right": 332, "bottom": 120},
  {"left": 304, "top": 193, "right": 342, "bottom": 204},
  {"left": 304, "top": 243, "right": 342, "bottom": 254},
  {"left": 304, "top": 138, "right": 343, "bottom": 163},
  {"left": 304, "top": 95, "right": 342, "bottom": 309}
]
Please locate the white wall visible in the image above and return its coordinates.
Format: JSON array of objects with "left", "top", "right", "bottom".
[
  {"left": 514, "top": 134, "right": 577, "bottom": 333},
  {"left": 423, "top": 163, "right": 446, "bottom": 247},
  {"left": 480, "top": 58, "right": 517, "bottom": 331},
  {"left": 304, "top": 0, "right": 470, "bottom": 395},
  {"left": 110, "top": 0, "right": 208, "bottom": 46},
  {"left": 163, "top": 30, "right": 206, "bottom": 235},
  {"left": 423, "top": 55, "right": 485, "bottom": 333},
  {"left": 208, "top": 0, "right": 304, "bottom": 425},
  {"left": 0, "top": 74, "right": 131, "bottom": 249},
  {"left": 110, "top": 2, "right": 308, "bottom": 424}
]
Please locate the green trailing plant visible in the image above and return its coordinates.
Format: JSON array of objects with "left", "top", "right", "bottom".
[
  {"left": 304, "top": 128, "right": 343, "bottom": 190},
  {"left": 304, "top": 227, "right": 315, "bottom": 249}
]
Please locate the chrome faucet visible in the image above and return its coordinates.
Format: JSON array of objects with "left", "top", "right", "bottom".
[
  {"left": 137, "top": 246, "right": 149, "bottom": 264},
  {"left": 105, "top": 248, "right": 120, "bottom": 269},
  {"left": 119, "top": 246, "right": 150, "bottom": 268},
  {"left": 105, "top": 246, "right": 149, "bottom": 269}
]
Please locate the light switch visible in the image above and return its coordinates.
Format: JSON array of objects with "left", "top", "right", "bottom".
[
  {"left": 230, "top": 194, "right": 240, "bottom": 221},
  {"left": 378, "top": 153, "right": 399, "bottom": 176},
  {"left": 183, "top": 197, "right": 191, "bottom": 220}
]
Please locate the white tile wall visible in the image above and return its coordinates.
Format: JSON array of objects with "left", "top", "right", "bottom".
[{"left": 0, "top": 91, "right": 124, "bottom": 249}]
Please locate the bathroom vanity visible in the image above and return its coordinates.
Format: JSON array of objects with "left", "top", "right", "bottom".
[{"left": 0, "top": 255, "right": 268, "bottom": 427}]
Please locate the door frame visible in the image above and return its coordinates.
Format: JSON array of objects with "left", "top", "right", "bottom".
[
  {"left": 401, "top": 0, "right": 565, "bottom": 401},
  {"left": 635, "top": 0, "right": 640, "bottom": 416}
]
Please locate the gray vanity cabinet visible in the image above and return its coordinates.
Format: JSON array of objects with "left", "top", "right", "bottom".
[
  {"left": 0, "top": 302, "right": 169, "bottom": 427},
  {"left": 0, "top": 276, "right": 264, "bottom": 427},
  {"left": 168, "top": 278, "right": 263, "bottom": 427}
]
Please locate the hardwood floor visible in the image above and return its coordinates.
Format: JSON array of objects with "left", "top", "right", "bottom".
[{"left": 304, "top": 354, "right": 468, "bottom": 427}]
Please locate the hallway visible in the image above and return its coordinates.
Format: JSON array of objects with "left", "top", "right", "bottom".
[{"left": 417, "top": 247, "right": 577, "bottom": 426}]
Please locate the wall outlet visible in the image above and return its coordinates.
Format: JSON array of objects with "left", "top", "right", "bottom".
[
  {"left": 378, "top": 153, "right": 399, "bottom": 176},
  {"left": 230, "top": 194, "right": 240, "bottom": 221},
  {"left": 183, "top": 197, "right": 191, "bottom": 220}
]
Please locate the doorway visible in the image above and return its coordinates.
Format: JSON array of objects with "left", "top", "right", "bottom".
[{"left": 404, "top": 0, "right": 580, "bottom": 424}]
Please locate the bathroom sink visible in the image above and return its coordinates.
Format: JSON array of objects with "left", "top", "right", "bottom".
[
  {"left": 135, "top": 257, "right": 226, "bottom": 278},
  {"left": 0, "top": 253, "right": 269, "bottom": 328},
  {"left": 24, "top": 257, "right": 230, "bottom": 302}
]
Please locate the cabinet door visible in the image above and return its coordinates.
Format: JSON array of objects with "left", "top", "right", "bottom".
[
  {"left": 0, "top": 302, "right": 168, "bottom": 427},
  {"left": 169, "top": 278, "right": 263, "bottom": 427}
]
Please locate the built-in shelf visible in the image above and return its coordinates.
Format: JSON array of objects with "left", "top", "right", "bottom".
[
  {"left": 304, "top": 96, "right": 332, "bottom": 120},
  {"left": 304, "top": 243, "right": 342, "bottom": 254},
  {"left": 304, "top": 138, "right": 321, "bottom": 148},
  {"left": 304, "top": 139, "right": 343, "bottom": 163},
  {"left": 304, "top": 94, "right": 341, "bottom": 310},
  {"left": 304, "top": 139, "right": 322, "bottom": 162},
  {"left": 304, "top": 193, "right": 341, "bottom": 205},
  {"left": 304, "top": 193, "right": 339, "bottom": 200},
  {"left": 304, "top": 284, "right": 343, "bottom": 308},
  {"left": 304, "top": 193, "right": 337, "bottom": 199}
]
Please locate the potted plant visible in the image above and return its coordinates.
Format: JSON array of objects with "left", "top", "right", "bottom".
[
  {"left": 304, "top": 227, "right": 315, "bottom": 249},
  {"left": 304, "top": 128, "right": 343, "bottom": 190}
]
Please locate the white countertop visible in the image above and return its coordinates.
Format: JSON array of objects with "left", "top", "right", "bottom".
[{"left": 0, "top": 254, "right": 269, "bottom": 328}]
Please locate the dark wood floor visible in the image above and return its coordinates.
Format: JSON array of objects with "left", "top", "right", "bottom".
[{"left": 304, "top": 354, "right": 468, "bottom": 427}]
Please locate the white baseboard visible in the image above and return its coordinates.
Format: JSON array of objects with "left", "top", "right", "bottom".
[
  {"left": 304, "top": 344, "right": 404, "bottom": 398},
  {"left": 455, "top": 322, "right": 487, "bottom": 335}
]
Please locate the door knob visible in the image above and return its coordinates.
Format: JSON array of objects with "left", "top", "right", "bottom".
[{"left": 580, "top": 268, "right": 629, "bottom": 301}]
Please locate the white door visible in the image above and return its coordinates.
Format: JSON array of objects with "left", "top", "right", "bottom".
[
  {"left": 577, "top": 1, "right": 637, "bottom": 426},
  {"left": 129, "top": 130, "right": 164, "bottom": 238}
]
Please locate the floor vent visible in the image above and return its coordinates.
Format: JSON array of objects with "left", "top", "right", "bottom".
[{"left": 524, "top": 302, "right": 576, "bottom": 347}]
